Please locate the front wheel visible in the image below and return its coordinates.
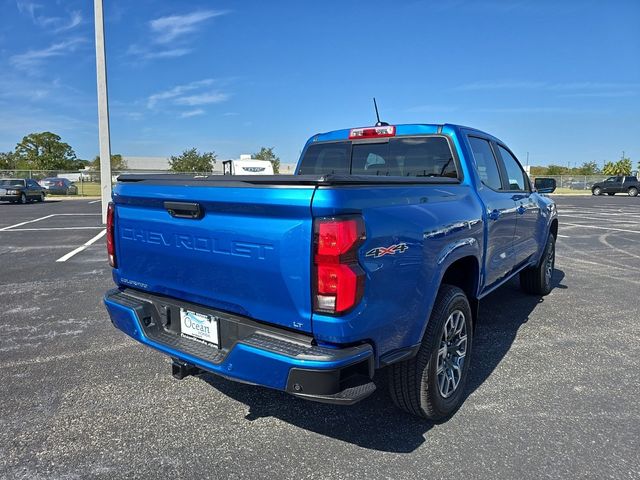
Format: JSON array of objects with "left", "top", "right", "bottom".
[
  {"left": 520, "top": 234, "right": 555, "bottom": 295},
  {"left": 628, "top": 187, "right": 638, "bottom": 197},
  {"left": 592, "top": 187, "right": 601, "bottom": 196},
  {"left": 37, "top": 193, "right": 45, "bottom": 202},
  {"left": 19, "top": 193, "right": 27, "bottom": 204},
  {"left": 388, "top": 285, "right": 473, "bottom": 420}
]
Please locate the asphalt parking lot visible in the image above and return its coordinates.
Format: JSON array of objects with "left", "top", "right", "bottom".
[{"left": 1, "top": 196, "right": 639, "bottom": 479}]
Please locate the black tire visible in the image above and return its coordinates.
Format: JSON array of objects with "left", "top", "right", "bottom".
[
  {"left": 520, "top": 234, "right": 555, "bottom": 295},
  {"left": 19, "top": 193, "right": 27, "bottom": 204},
  {"left": 37, "top": 193, "right": 45, "bottom": 202},
  {"left": 388, "top": 285, "right": 473, "bottom": 420},
  {"left": 628, "top": 187, "right": 638, "bottom": 197},
  {"left": 592, "top": 187, "right": 601, "bottom": 196}
]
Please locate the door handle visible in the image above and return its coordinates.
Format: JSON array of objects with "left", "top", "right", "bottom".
[
  {"left": 164, "top": 201, "right": 203, "bottom": 219},
  {"left": 488, "top": 209, "right": 501, "bottom": 221}
]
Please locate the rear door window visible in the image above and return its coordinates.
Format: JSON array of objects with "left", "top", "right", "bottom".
[
  {"left": 497, "top": 145, "right": 529, "bottom": 191},
  {"left": 468, "top": 137, "right": 502, "bottom": 190}
]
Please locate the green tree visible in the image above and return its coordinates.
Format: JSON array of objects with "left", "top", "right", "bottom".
[
  {"left": 529, "top": 166, "right": 549, "bottom": 176},
  {"left": 253, "top": 146, "right": 280, "bottom": 174},
  {"left": 15, "top": 132, "right": 77, "bottom": 170},
  {"left": 92, "top": 154, "right": 127, "bottom": 171},
  {"left": 546, "top": 164, "right": 568, "bottom": 175},
  {"left": 0, "top": 151, "right": 19, "bottom": 170},
  {"left": 616, "top": 157, "right": 632, "bottom": 175},
  {"left": 603, "top": 158, "right": 632, "bottom": 175},
  {"left": 169, "top": 148, "right": 216, "bottom": 172},
  {"left": 602, "top": 161, "right": 617, "bottom": 175},
  {"left": 575, "top": 161, "right": 600, "bottom": 175}
]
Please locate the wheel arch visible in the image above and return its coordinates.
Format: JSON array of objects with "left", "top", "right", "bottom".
[
  {"left": 440, "top": 255, "right": 480, "bottom": 328},
  {"left": 549, "top": 218, "right": 558, "bottom": 240}
]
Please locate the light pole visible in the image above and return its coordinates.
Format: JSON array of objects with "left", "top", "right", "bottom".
[{"left": 94, "top": 0, "right": 112, "bottom": 224}]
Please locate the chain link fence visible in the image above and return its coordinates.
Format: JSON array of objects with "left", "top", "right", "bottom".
[
  {"left": 0, "top": 169, "right": 223, "bottom": 196},
  {"left": 530, "top": 175, "right": 616, "bottom": 193}
]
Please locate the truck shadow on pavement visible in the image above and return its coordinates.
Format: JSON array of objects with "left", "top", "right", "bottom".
[{"left": 202, "top": 269, "right": 566, "bottom": 453}]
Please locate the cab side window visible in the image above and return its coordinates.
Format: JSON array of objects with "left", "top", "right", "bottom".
[
  {"left": 497, "top": 145, "right": 529, "bottom": 191},
  {"left": 468, "top": 136, "right": 502, "bottom": 190}
]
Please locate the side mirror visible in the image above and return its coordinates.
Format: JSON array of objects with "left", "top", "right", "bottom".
[{"left": 534, "top": 177, "right": 556, "bottom": 194}]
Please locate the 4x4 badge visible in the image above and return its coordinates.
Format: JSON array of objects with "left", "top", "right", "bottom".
[{"left": 366, "top": 243, "right": 409, "bottom": 258}]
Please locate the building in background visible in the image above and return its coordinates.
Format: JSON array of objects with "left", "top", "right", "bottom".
[{"left": 121, "top": 156, "right": 171, "bottom": 172}]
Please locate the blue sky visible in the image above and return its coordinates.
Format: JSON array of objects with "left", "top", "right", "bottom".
[{"left": 0, "top": 0, "right": 638, "bottom": 168}]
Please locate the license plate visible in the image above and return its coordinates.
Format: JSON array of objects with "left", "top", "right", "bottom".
[{"left": 180, "top": 309, "right": 219, "bottom": 347}]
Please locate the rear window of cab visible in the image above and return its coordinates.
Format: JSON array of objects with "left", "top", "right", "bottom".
[{"left": 297, "top": 136, "right": 458, "bottom": 178}]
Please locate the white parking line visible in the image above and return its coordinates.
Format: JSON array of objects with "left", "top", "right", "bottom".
[
  {"left": 0, "top": 214, "right": 56, "bottom": 231},
  {"left": 562, "top": 223, "right": 640, "bottom": 234},
  {"left": 557, "top": 234, "right": 570, "bottom": 238},
  {"left": 0, "top": 213, "right": 102, "bottom": 232},
  {"left": 88, "top": 200, "right": 101, "bottom": 204},
  {"left": 55, "top": 229, "right": 107, "bottom": 262},
  {"left": 2, "top": 227, "right": 104, "bottom": 231}
]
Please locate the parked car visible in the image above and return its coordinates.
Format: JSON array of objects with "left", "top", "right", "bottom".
[
  {"left": 0, "top": 178, "right": 45, "bottom": 203},
  {"left": 591, "top": 176, "right": 639, "bottom": 196},
  {"left": 569, "top": 180, "right": 593, "bottom": 190},
  {"left": 103, "top": 122, "right": 558, "bottom": 420},
  {"left": 41, "top": 177, "right": 78, "bottom": 195}
]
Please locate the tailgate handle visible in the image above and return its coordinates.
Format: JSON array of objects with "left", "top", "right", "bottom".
[{"left": 164, "top": 201, "right": 203, "bottom": 219}]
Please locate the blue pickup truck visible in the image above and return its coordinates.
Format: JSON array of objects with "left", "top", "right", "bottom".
[{"left": 104, "top": 123, "right": 558, "bottom": 419}]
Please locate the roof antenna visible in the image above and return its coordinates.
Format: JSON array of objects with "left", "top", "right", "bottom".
[{"left": 373, "top": 97, "right": 389, "bottom": 126}]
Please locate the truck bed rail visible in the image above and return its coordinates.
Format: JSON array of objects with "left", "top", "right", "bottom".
[{"left": 116, "top": 173, "right": 460, "bottom": 187}]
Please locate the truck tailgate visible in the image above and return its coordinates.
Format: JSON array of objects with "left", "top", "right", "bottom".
[{"left": 112, "top": 183, "right": 315, "bottom": 332}]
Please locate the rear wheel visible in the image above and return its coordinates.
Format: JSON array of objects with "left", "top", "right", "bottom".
[
  {"left": 628, "top": 187, "right": 638, "bottom": 197},
  {"left": 520, "top": 234, "right": 555, "bottom": 295},
  {"left": 388, "top": 285, "right": 473, "bottom": 420},
  {"left": 592, "top": 187, "right": 601, "bottom": 196}
]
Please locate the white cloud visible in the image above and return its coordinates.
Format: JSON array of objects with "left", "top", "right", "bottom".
[
  {"left": 180, "top": 109, "right": 205, "bottom": 118},
  {"left": 53, "top": 10, "right": 82, "bottom": 33},
  {"left": 16, "top": 0, "right": 39, "bottom": 18},
  {"left": 150, "top": 10, "right": 226, "bottom": 44},
  {"left": 146, "top": 79, "right": 229, "bottom": 121},
  {"left": 174, "top": 92, "right": 229, "bottom": 106},
  {"left": 127, "top": 45, "right": 192, "bottom": 60},
  {"left": 147, "top": 79, "right": 217, "bottom": 108},
  {"left": 10, "top": 38, "right": 87, "bottom": 70},
  {"left": 16, "top": 1, "right": 82, "bottom": 32},
  {"left": 128, "top": 10, "right": 226, "bottom": 61}
]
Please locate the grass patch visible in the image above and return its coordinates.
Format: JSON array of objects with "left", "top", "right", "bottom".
[
  {"left": 552, "top": 187, "right": 592, "bottom": 195},
  {"left": 47, "top": 182, "right": 103, "bottom": 197}
]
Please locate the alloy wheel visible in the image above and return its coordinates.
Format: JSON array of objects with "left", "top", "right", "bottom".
[
  {"left": 436, "top": 310, "right": 468, "bottom": 398},
  {"left": 545, "top": 240, "right": 555, "bottom": 285}
]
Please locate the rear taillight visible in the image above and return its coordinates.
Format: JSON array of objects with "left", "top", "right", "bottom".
[
  {"left": 313, "top": 217, "right": 366, "bottom": 314},
  {"left": 106, "top": 202, "right": 116, "bottom": 267}
]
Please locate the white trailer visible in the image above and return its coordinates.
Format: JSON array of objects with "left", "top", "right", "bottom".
[{"left": 222, "top": 155, "right": 274, "bottom": 175}]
